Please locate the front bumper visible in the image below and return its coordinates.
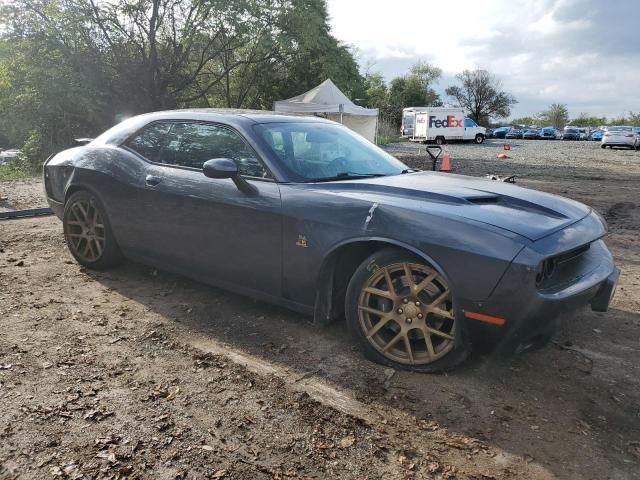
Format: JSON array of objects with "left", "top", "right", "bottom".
[{"left": 458, "top": 212, "right": 618, "bottom": 355}]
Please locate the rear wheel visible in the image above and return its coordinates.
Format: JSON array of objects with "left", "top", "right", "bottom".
[
  {"left": 601, "top": 144, "right": 606, "bottom": 149},
  {"left": 63, "top": 190, "right": 122, "bottom": 269},
  {"left": 345, "top": 249, "right": 468, "bottom": 372}
]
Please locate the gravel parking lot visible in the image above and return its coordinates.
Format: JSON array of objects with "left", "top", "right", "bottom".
[{"left": 1, "top": 139, "right": 639, "bottom": 479}]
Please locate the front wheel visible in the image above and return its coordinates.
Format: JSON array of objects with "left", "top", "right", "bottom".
[
  {"left": 63, "top": 190, "right": 122, "bottom": 269},
  {"left": 345, "top": 249, "right": 468, "bottom": 372},
  {"left": 474, "top": 134, "right": 485, "bottom": 144}
]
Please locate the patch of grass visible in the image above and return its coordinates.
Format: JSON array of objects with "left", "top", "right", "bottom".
[
  {"left": 0, "top": 164, "right": 35, "bottom": 182},
  {"left": 376, "top": 134, "right": 400, "bottom": 146},
  {"left": 376, "top": 119, "right": 401, "bottom": 145}
]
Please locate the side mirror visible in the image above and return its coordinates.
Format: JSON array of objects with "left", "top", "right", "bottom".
[
  {"left": 202, "top": 158, "right": 238, "bottom": 179},
  {"left": 202, "top": 157, "right": 257, "bottom": 195}
]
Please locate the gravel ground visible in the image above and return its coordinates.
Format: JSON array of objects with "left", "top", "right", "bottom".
[
  {"left": 1, "top": 139, "right": 639, "bottom": 479},
  {"left": 0, "top": 179, "right": 47, "bottom": 213}
]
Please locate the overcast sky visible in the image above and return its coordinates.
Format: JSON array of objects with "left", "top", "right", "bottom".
[{"left": 326, "top": 0, "right": 640, "bottom": 119}]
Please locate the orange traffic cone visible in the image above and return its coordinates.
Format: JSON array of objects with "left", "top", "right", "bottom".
[
  {"left": 503, "top": 144, "right": 511, "bottom": 151},
  {"left": 440, "top": 147, "right": 452, "bottom": 172}
]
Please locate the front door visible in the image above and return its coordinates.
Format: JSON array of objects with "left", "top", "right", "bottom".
[{"left": 124, "top": 121, "right": 282, "bottom": 298}]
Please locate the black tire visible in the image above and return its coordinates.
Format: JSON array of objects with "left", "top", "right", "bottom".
[
  {"left": 435, "top": 136, "right": 445, "bottom": 145},
  {"left": 600, "top": 144, "right": 606, "bottom": 149},
  {"left": 474, "top": 134, "right": 484, "bottom": 144},
  {"left": 345, "top": 248, "right": 468, "bottom": 373},
  {"left": 63, "top": 190, "right": 122, "bottom": 269}
]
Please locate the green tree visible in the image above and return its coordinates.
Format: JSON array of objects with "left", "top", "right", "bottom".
[
  {"left": 570, "top": 112, "right": 606, "bottom": 127},
  {"left": 383, "top": 61, "right": 442, "bottom": 125},
  {"left": 539, "top": 103, "right": 569, "bottom": 128},
  {"left": 445, "top": 68, "right": 516, "bottom": 125},
  {"left": 0, "top": 0, "right": 365, "bottom": 166},
  {"left": 511, "top": 116, "right": 540, "bottom": 126},
  {"left": 626, "top": 111, "right": 640, "bottom": 126}
]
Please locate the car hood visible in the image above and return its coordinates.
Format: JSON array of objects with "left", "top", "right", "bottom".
[{"left": 311, "top": 172, "right": 592, "bottom": 241}]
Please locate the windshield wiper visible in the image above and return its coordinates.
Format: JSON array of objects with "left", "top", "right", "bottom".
[
  {"left": 308, "top": 172, "right": 387, "bottom": 183},
  {"left": 401, "top": 168, "right": 420, "bottom": 174}
]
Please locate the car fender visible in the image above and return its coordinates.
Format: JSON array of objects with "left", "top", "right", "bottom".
[{"left": 313, "top": 235, "right": 454, "bottom": 326}]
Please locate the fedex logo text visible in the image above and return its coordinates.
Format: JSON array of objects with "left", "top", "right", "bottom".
[{"left": 429, "top": 115, "right": 463, "bottom": 128}]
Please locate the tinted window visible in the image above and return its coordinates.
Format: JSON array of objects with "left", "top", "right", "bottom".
[
  {"left": 126, "top": 122, "right": 270, "bottom": 178},
  {"left": 125, "top": 122, "right": 172, "bottom": 162},
  {"left": 464, "top": 118, "right": 477, "bottom": 127}
]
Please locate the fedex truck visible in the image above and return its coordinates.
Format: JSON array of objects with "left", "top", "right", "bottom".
[{"left": 401, "top": 107, "right": 486, "bottom": 144}]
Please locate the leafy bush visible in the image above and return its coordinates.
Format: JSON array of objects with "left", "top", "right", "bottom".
[
  {"left": 20, "top": 129, "right": 48, "bottom": 171},
  {"left": 0, "top": 161, "right": 33, "bottom": 181}
]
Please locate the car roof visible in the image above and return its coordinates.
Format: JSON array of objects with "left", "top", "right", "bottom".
[
  {"left": 93, "top": 108, "right": 337, "bottom": 145},
  {"left": 140, "top": 108, "right": 335, "bottom": 125}
]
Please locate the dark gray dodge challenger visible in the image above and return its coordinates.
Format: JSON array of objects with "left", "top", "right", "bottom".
[{"left": 44, "top": 110, "right": 619, "bottom": 372}]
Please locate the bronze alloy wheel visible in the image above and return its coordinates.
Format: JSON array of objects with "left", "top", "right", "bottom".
[
  {"left": 357, "top": 262, "right": 455, "bottom": 366},
  {"left": 65, "top": 198, "right": 106, "bottom": 263}
]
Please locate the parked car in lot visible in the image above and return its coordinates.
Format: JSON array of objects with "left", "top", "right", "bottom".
[
  {"left": 577, "top": 128, "right": 589, "bottom": 141},
  {"left": 590, "top": 129, "right": 604, "bottom": 141},
  {"left": 0, "top": 149, "right": 23, "bottom": 164},
  {"left": 505, "top": 128, "right": 523, "bottom": 139},
  {"left": 523, "top": 129, "right": 540, "bottom": 140},
  {"left": 562, "top": 128, "right": 581, "bottom": 141},
  {"left": 43, "top": 110, "right": 619, "bottom": 372},
  {"left": 539, "top": 127, "right": 559, "bottom": 140},
  {"left": 492, "top": 127, "right": 510, "bottom": 139},
  {"left": 601, "top": 126, "right": 640, "bottom": 149}
]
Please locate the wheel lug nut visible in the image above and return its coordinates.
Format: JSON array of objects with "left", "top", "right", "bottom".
[
  {"left": 415, "top": 301, "right": 421, "bottom": 306},
  {"left": 417, "top": 313, "right": 423, "bottom": 319},
  {"left": 406, "top": 318, "right": 412, "bottom": 323},
  {"left": 403, "top": 298, "right": 408, "bottom": 304},
  {"left": 397, "top": 308, "right": 403, "bottom": 314}
]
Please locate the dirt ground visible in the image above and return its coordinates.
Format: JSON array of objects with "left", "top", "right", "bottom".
[{"left": 1, "top": 139, "right": 639, "bottom": 479}]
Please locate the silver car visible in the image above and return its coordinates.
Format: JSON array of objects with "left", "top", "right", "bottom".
[{"left": 601, "top": 126, "right": 639, "bottom": 149}]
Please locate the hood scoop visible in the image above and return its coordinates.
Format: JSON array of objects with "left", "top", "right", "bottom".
[{"left": 466, "top": 195, "right": 499, "bottom": 205}]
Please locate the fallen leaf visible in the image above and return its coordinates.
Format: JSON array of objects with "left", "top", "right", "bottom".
[
  {"left": 50, "top": 466, "right": 63, "bottom": 476},
  {"left": 339, "top": 436, "right": 355, "bottom": 448},
  {"left": 42, "top": 362, "right": 54, "bottom": 369},
  {"left": 211, "top": 470, "right": 227, "bottom": 478},
  {"left": 628, "top": 441, "right": 640, "bottom": 459},
  {"left": 201, "top": 445, "right": 214, "bottom": 451},
  {"left": 96, "top": 451, "right": 117, "bottom": 464}
]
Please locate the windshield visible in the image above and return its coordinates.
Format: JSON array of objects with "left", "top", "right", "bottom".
[
  {"left": 256, "top": 122, "right": 408, "bottom": 182},
  {"left": 402, "top": 112, "right": 415, "bottom": 129}
]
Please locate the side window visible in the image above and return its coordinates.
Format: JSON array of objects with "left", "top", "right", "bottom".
[
  {"left": 464, "top": 118, "right": 477, "bottom": 128},
  {"left": 127, "top": 122, "right": 270, "bottom": 178},
  {"left": 125, "top": 122, "right": 172, "bottom": 162}
]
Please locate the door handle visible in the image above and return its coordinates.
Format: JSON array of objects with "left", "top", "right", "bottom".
[{"left": 145, "top": 175, "right": 162, "bottom": 186}]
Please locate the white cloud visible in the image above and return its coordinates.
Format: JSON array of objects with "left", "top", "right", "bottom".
[{"left": 327, "top": 0, "right": 640, "bottom": 119}]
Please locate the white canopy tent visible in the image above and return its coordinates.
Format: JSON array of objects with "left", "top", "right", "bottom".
[{"left": 273, "top": 79, "right": 379, "bottom": 143}]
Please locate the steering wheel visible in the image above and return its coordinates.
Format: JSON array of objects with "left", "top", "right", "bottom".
[{"left": 326, "top": 156, "right": 350, "bottom": 175}]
